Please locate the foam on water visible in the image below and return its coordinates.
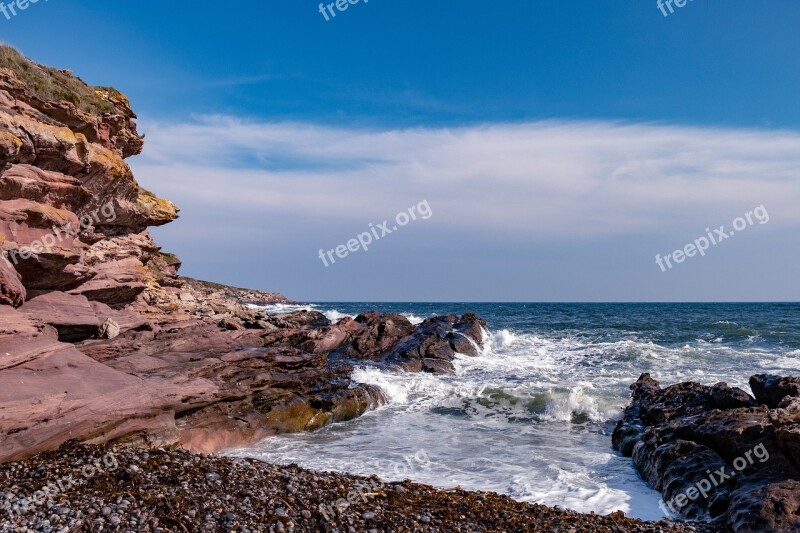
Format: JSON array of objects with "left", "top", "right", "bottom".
[
  {"left": 247, "top": 303, "right": 429, "bottom": 328},
  {"left": 402, "top": 313, "right": 425, "bottom": 325},
  {"left": 246, "top": 302, "right": 354, "bottom": 323},
  {"left": 323, "top": 309, "right": 353, "bottom": 322},
  {"left": 247, "top": 302, "right": 318, "bottom": 314}
]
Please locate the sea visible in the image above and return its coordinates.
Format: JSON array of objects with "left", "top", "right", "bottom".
[{"left": 228, "top": 303, "right": 800, "bottom": 520}]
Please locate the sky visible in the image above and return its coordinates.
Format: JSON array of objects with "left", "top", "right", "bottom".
[{"left": 1, "top": 1, "right": 799, "bottom": 301}]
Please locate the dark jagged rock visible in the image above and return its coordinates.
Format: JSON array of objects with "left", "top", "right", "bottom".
[
  {"left": 614, "top": 373, "right": 800, "bottom": 532},
  {"left": 770, "top": 397, "right": 800, "bottom": 468},
  {"left": 329, "top": 311, "right": 417, "bottom": 361},
  {"left": 750, "top": 374, "right": 800, "bottom": 408},
  {"left": 344, "top": 313, "right": 487, "bottom": 374},
  {"left": 262, "top": 311, "right": 486, "bottom": 375}
]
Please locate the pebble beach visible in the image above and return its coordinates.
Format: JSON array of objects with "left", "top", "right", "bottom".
[{"left": 0, "top": 442, "right": 710, "bottom": 533}]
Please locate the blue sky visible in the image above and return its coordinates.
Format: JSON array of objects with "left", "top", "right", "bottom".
[{"left": 2, "top": 1, "right": 799, "bottom": 301}]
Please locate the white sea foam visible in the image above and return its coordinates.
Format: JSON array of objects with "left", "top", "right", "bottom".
[
  {"left": 490, "top": 328, "right": 519, "bottom": 348},
  {"left": 247, "top": 302, "right": 317, "bottom": 314},
  {"left": 323, "top": 309, "right": 353, "bottom": 322},
  {"left": 402, "top": 313, "right": 425, "bottom": 325},
  {"left": 541, "top": 387, "right": 620, "bottom": 423},
  {"left": 246, "top": 302, "right": 353, "bottom": 323}
]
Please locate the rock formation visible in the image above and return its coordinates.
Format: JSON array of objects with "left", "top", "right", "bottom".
[
  {"left": 0, "top": 46, "right": 486, "bottom": 464},
  {"left": 613, "top": 373, "right": 800, "bottom": 532}
]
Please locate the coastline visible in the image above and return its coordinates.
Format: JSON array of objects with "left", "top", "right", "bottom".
[{"left": 1, "top": 47, "right": 799, "bottom": 533}]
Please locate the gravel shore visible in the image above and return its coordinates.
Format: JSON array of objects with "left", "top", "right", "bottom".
[{"left": 0, "top": 442, "right": 711, "bottom": 533}]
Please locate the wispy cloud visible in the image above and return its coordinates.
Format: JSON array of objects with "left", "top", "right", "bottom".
[
  {"left": 132, "top": 117, "right": 800, "bottom": 242},
  {"left": 128, "top": 117, "right": 800, "bottom": 300}
]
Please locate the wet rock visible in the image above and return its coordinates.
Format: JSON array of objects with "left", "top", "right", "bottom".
[
  {"left": 329, "top": 311, "right": 416, "bottom": 361},
  {"left": 369, "top": 313, "right": 487, "bottom": 374},
  {"left": 727, "top": 479, "right": 800, "bottom": 532},
  {"left": 769, "top": 397, "right": 800, "bottom": 468}
]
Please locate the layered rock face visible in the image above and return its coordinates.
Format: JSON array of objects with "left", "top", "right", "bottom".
[
  {"left": 0, "top": 47, "right": 486, "bottom": 464},
  {"left": 0, "top": 47, "right": 178, "bottom": 305},
  {"left": 613, "top": 373, "right": 800, "bottom": 532}
]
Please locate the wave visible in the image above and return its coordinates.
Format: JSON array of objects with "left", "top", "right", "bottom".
[
  {"left": 705, "top": 320, "right": 759, "bottom": 339},
  {"left": 402, "top": 313, "right": 425, "bottom": 325},
  {"left": 542, "top": 387, "right": 622, "bottom": 423},
  {"left": 351, "top": 366, "right": 621, "bottom": 424},
  {"left": 245, "top": 303, "right": 354, "bottom": 323},
  {"left": 351, "top": 322, "right": 800, "bottom": 427},
  {"left": 516, "top": 468, "right": 637, "bottom": 517},
  {"left": 323, "top": 309, "right": 353, "bottom": 322},
  {"left": 246, "top": 302, "right": 317, "bottom": 314}
]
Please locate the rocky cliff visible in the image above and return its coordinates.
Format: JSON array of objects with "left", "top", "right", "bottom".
[
  {"left": 0, "top": 46, "right": 178, "bottom": 307},
  {"left": 0, "top": 47, "right": 486, "bottom": 463}
]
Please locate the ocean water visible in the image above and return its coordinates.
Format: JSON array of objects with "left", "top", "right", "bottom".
[{"left": 229, "top": 303, "right": 800, "bottom": 520}]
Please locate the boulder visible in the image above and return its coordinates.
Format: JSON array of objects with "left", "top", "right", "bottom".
[
  {"left": 89, "top": 300, "right": 150, "bottom": 333},
  {"left": 98, "top": 318, "right": 120, "bottom": 339},
  {"left": 357, "top": 313, "right": 487, "bottom": 374},
  {"left": 750, "top": 374, "right": 800, "bottom": 408}
]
